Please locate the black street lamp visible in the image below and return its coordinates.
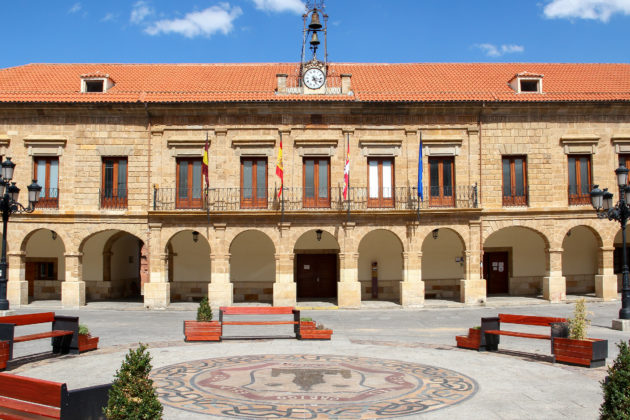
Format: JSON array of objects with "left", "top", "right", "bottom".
[
  {"left": 590, "top": 164, "right": 630, "bottom": 320},
  {"left": 0, "top": 157, "right": 41, "bottom": 311}
]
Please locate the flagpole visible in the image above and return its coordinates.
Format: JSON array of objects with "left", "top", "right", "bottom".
[
  {"left": 204, "top": 132, "right": 210, "bottom": 225},
  {"left": 280, "top": 132, "right": 284, "bottom": 223},
  {"left": 417, "top": 131, "right": 422, "bottom": 222},
  {"left": 346, "top": 132, "right": 351, "bottom": 222}
]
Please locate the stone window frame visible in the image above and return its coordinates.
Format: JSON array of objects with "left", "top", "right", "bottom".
[
  {"left": 231, "top": 137, "right": 277, "bottom": 157},
  {"left": 560, "top": 134, "right": 600, "bottom": 155},
  {"left": 294, "top": 136, "right": 338, "bottom": 157},
  {"left": 23, "top": 135, "right": 67, "bottom": 157},
  {"left": 421, "top": 135, "right": 463, "bottom": 157},
  {"left": 612, "top": 134, "right": 630, "bottom": 155},
  {"left": 167, "top": 137, "right": 211, "bottom": 157},
  {"left": 358, "top": 138, "right": 403, "bottom": 157}
]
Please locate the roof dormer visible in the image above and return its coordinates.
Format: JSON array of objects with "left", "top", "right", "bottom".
[
  {"left": 80, "top": 73, "right": 114, "bottom": 93},
  {"left": 509, "top": 72, "right": 543, "bottom": 94}
]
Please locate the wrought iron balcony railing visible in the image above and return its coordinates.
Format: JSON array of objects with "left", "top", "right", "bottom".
[
  {"left": 502, "top": 186, "right": 529, "bottom": 207},
  {"left": 99, "top": 188, "right": 128, "bottom": 209},
  {"left": 568, "top": 185, "right": 591, "bottom": 206},
  {"left": 37, "top": 188, "right": 59, "bottom": 209},
  {"left": 152, "top": 185, "right": 478, "bottom": 212}
]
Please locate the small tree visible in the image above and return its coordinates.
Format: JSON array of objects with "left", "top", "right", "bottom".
[
  {"left": 197, "top": 296, "right": 213, "bottom": 322},
  {"left": 600, "top": 341, "right": 630, "bottom": 419},
  {"left": 568, "top": 297, "right": 591, "bottom": 340},
  {"left": 104, "top": 343, "right": 163, "bottom": 420}
]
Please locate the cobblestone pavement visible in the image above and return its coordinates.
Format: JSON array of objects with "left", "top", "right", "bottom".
[{"left": 5, "top": 299, "right": 629, "bottom": 419}]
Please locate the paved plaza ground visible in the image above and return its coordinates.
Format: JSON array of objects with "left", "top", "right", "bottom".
[{"left": 4, "top": 297, "right": 629, "bottom": 419}]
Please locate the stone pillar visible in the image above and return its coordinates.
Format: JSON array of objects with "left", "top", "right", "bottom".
[
  {"left": 596, "top": 246, "right": 618, "bottom": 301},
  {"left": 338, "top": 252, "right": 361, "bottom": 308},
  {"left": 62, "top": 252, "right": 86, "bottom": 308},
  {"left": 209, "top": 253, "right": 233, "bottom": 308},
  {"left": 7, "top": 252, "right": 27, "bottom": 307},
  {"left": 401, "top": 251, "right": 424, "bottom": 307},
  {"left": 273, "top": 253, "right": 296, "bottom": 306},
  {"left": 543, "top": 248, "right": 566, "bottom": 302},
  {"left": 460, "top": 221, "right": 486, "bottom": 304},
  {"left": 144, "top": 223, "right": 170, "bottom": 309}
]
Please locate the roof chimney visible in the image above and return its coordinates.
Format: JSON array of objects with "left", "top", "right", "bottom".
[
  {"left": 276, "top": 74, "right": 288, "bottom": 94},
  {"left": 341, "top": 74, "right": 352, "bottom": 95}
]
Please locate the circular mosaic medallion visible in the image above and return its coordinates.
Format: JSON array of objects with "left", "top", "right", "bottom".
[{"left": 152, "top": 354, "right": 477, "bottom": 419}]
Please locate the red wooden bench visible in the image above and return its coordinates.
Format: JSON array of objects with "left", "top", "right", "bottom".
[
  {"left": 0, "top": 312, "right": 79, "bottom": 368},
  {"left": 0, "top": 372, "right": 111, "bottom": 419},
  {"left": 219, "top": 307, "right": 301, "bottom": 340},
  {"left": 481, "top": 314, "right": 568, "bottom": 355}
]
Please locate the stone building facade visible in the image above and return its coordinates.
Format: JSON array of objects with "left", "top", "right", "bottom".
[{"left": 0, "top": 63, "right": 628, "bottom": 309}]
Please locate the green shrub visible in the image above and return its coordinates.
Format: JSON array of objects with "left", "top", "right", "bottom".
[
  {"left": 196, "top": 297, "right": 213, "bottom": 322},
  {"left": 600, "top": 341, "right": 630, "bottom": 419},
  {"left": 78, "top": 324, "right": 90, "bottom": 335},
  {"left": 104, "top": 343, "right": 163, "bottom": 420},
  {"left": 300, "top": 317, "right": 313, "bottom": 322},
  {"left": 568, "top": 298, "right": 591, "bottom": 340}
]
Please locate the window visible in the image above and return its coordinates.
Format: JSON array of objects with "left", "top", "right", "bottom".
[
  {"left": 34, "top": 157, "right": 59, "bottom": 208},
  {"left": 520, "top": 80, "right": 539, "bottom": 92},
  {"left": 502, "top": 156, "right": 528, "bottom": 206},
  {"left": 85, "top": 80, "right": 104, "bottom": 92},
  {"left": 568, "top": 155, "right": 592, "bottom": 205},
  {"left": 619, "top": 154, "right": 630, "bottom": 178},
  {"left": 36, "top": 261, "right": 56, "bottom": 280},
  {"left": 429, "top": 157, "right": 454, "bottom": 207},
  {"left": 101, "top": 157, "right": 127, "bottom": 209},
  {"left": 368, "top": 158, "right": 394, "bottom": 208},
  {"left": 303, "top": 158, "right": 330, "bottom": 208},
  {"left": 241, "top": 158, "right": 267, "bottom": 208},
  {"left": 176, "top": 158, "right": 203, "bottom": 209}
]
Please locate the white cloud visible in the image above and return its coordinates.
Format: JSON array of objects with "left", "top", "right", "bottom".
[
  {"left": 145, "top": 4, "right": 243, "bottom": 38},
  {"left": 251, "top": 0, "right": 305, "bottom": 14},
  {"left": 544, "top": 0, "right": 630, "bottom": 22},
  {"left": 68, "top": 3, "right": 82, "bottom": 14},
  {"left": 475, "top": 43, "right": 525, "bottom": 57},
  {"left": 131, "top": 1, "right": 153, "bottom": 24},
  {"left": 102, "top": 13, "right": 116, "bottom": 22}
]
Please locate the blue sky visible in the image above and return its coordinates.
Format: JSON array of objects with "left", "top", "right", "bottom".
[{"left": 1, "top": 0, "right": 629, "bottom": 68}]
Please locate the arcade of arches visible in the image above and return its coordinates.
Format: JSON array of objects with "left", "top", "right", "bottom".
[{"left": 5, "top": 222, "right": 622, "bottom": 309}]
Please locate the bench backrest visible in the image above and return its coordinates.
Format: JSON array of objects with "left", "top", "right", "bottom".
[
  {"left": 0, "top": 312, "right": 56, "bottom": 326},
  {"left": 498, "top": 314, "right": 567, "bottom": 326},
  {"left": 0, "top": 372, "right": 64, "bottom": 418},
  {"left": 220, "top": 307, "right": 295, "bottom": 315}
]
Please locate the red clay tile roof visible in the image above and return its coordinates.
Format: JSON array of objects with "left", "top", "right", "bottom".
[{"left": 0, "top": 63, "right": 629, "bottom": 104}]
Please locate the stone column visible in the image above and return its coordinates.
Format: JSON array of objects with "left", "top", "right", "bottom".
[
  {"left": 338, "top": 252, "right": 361, "bottom": 308},
  {"left": 596, "top": 246, "right": 618, "bottom": 301},
  {"left": 401, "top": 251, "right": 424, "bottom": 307},
  {"left": 543, "top": 248, "right": 566, "bottom": 302},
  {"left": 209, "top": 253, "right": 232, "bottom": 308},
  {"left": 144, "top": 223, "right": 170, "bottom": 309},
  {"left": 460, "top": 221, "right": 486, "bottom": 304},
  {"left": 7, "top": 251, "right": 27, "bottom": 307},
  {"left": 273, "top": 253, "right": 296, "bottom": 306},
  {"left": 62, "top": 252, "right": 86, "bottom": 308}
]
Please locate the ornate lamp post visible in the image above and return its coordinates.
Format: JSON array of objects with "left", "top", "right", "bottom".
[
  {"left": 0, "top": 157, "right": 42, "bottom": 311},
  {"left": 590, "top": 164, "right": 630, "bottom": 320}
]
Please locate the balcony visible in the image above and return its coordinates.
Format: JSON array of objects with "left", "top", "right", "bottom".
[
  {"left": 37, "top": 188, "right": 59, "bottom": 209},
  {"left": 568, "top": 185, "right": 591, "bottom": 206},
  {"left": 100, "top": 188, "right": 127, "bottom": 209},
  {"left": 503, "top": 186, "right": 529, "bottom": 207},
  {"left": 152, "top": 185, "right": 478, "bottom": 212}
]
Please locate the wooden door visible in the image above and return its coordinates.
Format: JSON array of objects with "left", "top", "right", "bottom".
[
  {"left": 296, "top": 254, "right": 337, "bottom": 298},
  {"left": 25, "top": 262, "right": 36, "bottom": 298},
  {"left": 484, "top": 252, "right": 509, "bottom": 294}
]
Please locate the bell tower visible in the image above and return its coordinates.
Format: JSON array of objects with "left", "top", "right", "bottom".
[{"left": 299, "top": 0, "right": 328, "bottom": 93}]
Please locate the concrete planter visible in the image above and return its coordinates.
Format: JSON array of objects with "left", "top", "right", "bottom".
[
  {"left": 553, "top": 337, "right": 608, "bottom": 368},
  {"left": 184, "top": 321, "right": 222, "bottom": 342}
]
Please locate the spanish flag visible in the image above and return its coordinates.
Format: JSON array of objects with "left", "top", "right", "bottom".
[
  {"left": 276, "top": 136, "right": 283, "bottom": 198},
  {"left": 202, "top": 133, "right": 209, "bottom": 186}
]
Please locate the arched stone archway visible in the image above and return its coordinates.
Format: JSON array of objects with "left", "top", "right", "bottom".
[
  {"left": 166, "top": 230, "right": 211, "bottom": 303},
  {"left": 421, "top": 228, "right": 465, "bottom": 301},
  {"left": 81, "top": 229, "right": 145, "bottom": 302},
  {"left": 21, "top": 229, "right": 65, "bottom": 302},
  {"left": 294, "top": 230, "right": 340, "bottom": 302},
  {"left": 230, "top": 230, "right": 276, "bottom": 303},
  {"left": 562, "top": 226, "right": 600, "bottom": 295},
  {"left": 358, "top": 230, "right": 403, "bottom": 303},
  {"left": 483, "top": 226, "right": 548, "bottom": 297}
]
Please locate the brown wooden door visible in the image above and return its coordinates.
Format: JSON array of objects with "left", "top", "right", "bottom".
[
  {"left": 296, "top": 254, "right": 337, "bottom": 298},
  {"left": 25, "top": 262, "right": 36, "bottom": 298},
  {"left": 484, "top": 252, "right": 509, "bottom": 294}
]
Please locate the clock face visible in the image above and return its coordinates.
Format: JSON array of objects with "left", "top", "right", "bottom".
[{"left": 303, "top": 68, "right": 326, "bottom": 89}]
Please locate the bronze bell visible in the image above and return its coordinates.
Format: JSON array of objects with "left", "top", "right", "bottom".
[
  {"left": 310, "top": 32, "right": 320, "bottom": 46},
  {"left": 308, "top": 11, "right": 322, "bottom": 30}
]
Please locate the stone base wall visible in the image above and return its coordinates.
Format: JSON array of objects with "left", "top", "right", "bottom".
[
  {"left": 509, "top": 276, "right": 542, "bottom": 295},
  {"left": 85, "top": 281, "right": 113, "bottom": 301},
  {"left": 171, "top": 281, "right": 208, "bottom": 302},
  {"left": 233, "top": 282, "right": 273, "bottom": 303},
  {"left": 424, "top": 279, "right": 461, "bottom": 300},
  {"left": 359, "top": 279, "right": 400, "bottom": 301},
  {"left": 566, "top": 274, "right": 595, "bottom": 294},
  {"left": 33, "top": 281, "right": 61, "bottom": 300}
]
